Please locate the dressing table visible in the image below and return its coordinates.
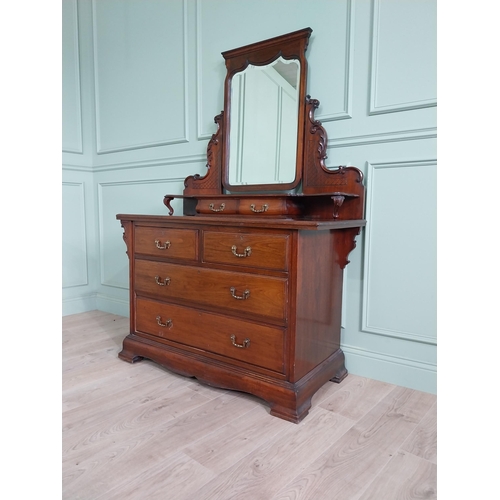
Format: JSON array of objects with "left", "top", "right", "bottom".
[{"left": 117, "top": 28, "right": 366, "bottom": 423}]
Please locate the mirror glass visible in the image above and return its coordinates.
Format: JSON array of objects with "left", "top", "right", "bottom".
[{"left": 228, "top": 57, "right": 300, "bottom": 186}]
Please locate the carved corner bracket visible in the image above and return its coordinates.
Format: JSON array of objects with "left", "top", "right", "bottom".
[
  {"left": 331, "top": 195, "right": 344, "bottom": 219},
  {"left": 120, "top": 220, "right": 132, "bottom": 257},
  {"left": 183, "top": 112, "right": 224, "bottom": 196},
  {"left": 336, "top": 227, "right": 362, "bottom": 270}
]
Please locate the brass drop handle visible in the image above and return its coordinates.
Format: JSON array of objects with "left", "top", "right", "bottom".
[
  {"left": 231, "top": 245, "right": 252, "bottom": 258},
  {"left": 209, "top": 203, "right": 225, "bottom": 212},
  {"left": 230, "top": 287, "right": 250, "bottom": 300},
  {"left": 230, "top": 334, "right": 250, "bottom": 348},
  {"left": 155, "top": 276, "right": 171, "bottom": 286},
  {"left": 155, "top": 239, "right": 171, "bottom": 250},
  {"left": 156, "top": 316, "right": 172, "bottom": 328},
  {"left": 250, "top": 204, "right": 268, "bottom": 213}
]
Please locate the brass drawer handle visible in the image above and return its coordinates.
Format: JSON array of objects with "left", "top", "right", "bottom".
[
  {"left": 209, "top": 203, "right": 225, "bottom": 212},
  {"left": 155, "top": 239, "right": 171, "bottom": 250},
  {"left": 231, "top": 245, "right": 252, "bottom": 258},
  {"left": 156, "top": 316, "right": 172, "bottom": 328},
  {"left": 230, "top": 287, "right": 250, "bottom": 300},
  {"left": 230, "top": 334, "right": 250, "bottom": 349},
  {"left": 155, "top": 276, "right": 171, "bottom": 286},
  {"left": 250, "top": 204, "right": 268, "bottom": 213}
]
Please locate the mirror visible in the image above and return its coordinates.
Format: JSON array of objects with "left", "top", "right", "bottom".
[
  {"left": 228, "top": 58, "right": 300, "bottom": 186},
  {"left": 221, "top": 28, "right": 312, "bottom": 193}
]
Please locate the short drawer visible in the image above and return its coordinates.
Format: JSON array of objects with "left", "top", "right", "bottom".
[
  {"left": 136, "top": 297, "right": 285, "bottom": 373},
  {"left": 203, "top": 231, "right": 289, "bottom": 271},
  {"left": 195, "top": 198, "right": 238, "bottom": 215},
  {"left": 195, "top": 197, "right": 301, "bottom": 216},
  {"left": 135, "top": 259, "right": 287, "bottom": 322},
  {"left": 135, "top": 226, "right": 198, "bottom": 260}
]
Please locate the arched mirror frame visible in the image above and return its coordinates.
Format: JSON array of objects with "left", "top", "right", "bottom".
[{"left": 220, "top": 27, "right": 312, "bottom": 193}]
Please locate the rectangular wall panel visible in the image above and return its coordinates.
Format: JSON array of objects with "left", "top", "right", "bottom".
[
  {"left": 362, "top": 160, "right": 437, "bottom": 344},
  {"left": 62, "top": 0, "right": 83, "bottom": 153},
  {"left": 370, "top": 0, "right": 437, "bottom": 114},
  {"left": 62, "top": 182, "right": 88, "bottom": 287},
  {"left": 93, "top": 0, "right": 188, "bottom": 153}
]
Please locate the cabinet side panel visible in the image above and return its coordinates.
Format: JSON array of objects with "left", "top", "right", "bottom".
[{"left": 292, "top": 230, "right": 343, "bottom": 382}]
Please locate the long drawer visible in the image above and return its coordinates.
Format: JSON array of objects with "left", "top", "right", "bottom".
[
  {"left": 135, "top": 259, "right": 287, "bottom": 321},
  {"left": 135, "top": 226, "right": 198, "bottom": 260},
  {"left": 202, "top": 230, "right": 289, "bottom": 271},
  {"left": 135, "top": 297, "right": 285, "bottom": 373}
]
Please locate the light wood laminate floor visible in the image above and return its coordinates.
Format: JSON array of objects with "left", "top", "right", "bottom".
[{"left": 62, "top": 311, "right": 437, "bottom": 499}]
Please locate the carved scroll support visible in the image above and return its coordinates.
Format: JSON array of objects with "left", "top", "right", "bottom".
[
  {"left": 302, "top": 96, "right": 365, "bottom": 216},
  {"left": 331, "top": 195, "right": 345, "bottom": 219},
  {"left": 303, "top": 95, "right": 328, "bottom": 182},
  {"left": 163, "top": 196, "right": 175, "bottom": 216},
  {"left": 183, "top": 112, "right": 224, "bottom": 196}
]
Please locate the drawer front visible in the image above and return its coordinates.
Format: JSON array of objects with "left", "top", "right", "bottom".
[
  {"left": 203, "top": 231, "right": 289, "bottom": 271},
  {"left": 135, "top": 259, "right": 287, "bottom": 321},
  {"left": 135, "top": 226, "right": 198, "bottom": 260},
  {"left": 136, "top": 297, "right": 285, "bottom": 373},
  {"left": 237, "top": 198, "right": 289, "bottom": 216},
  {"left": 195, "top": 198, "right": 238, "bottom": 215},
  {"left": 195, "top": 198, "right": 300, "bottom": 216}
]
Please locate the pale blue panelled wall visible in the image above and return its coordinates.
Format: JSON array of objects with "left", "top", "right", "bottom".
[{"left": 62, "top": 0, "right": 437, "bottom": 393}]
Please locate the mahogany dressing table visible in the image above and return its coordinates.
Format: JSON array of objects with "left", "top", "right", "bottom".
[{"left": 117, "top": 28, "right": 366, "bottom": 423}]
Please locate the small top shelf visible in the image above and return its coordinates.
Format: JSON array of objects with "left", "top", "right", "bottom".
[{"left": 163, "top": 191, "right": 364, "bottom": 221}]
